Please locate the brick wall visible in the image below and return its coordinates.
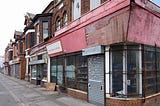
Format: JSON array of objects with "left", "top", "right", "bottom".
[
  {"left": 85, "top": 7, "right": 130, "bottom": 47},
  {"left": 106, "top": 93, "right": 160, "bottom": 106},
  {"left": 20, "top": 57, "right": 26, "bottom": 79},
  {"left": 52, "top": 0, "right": 71, "bottom": 34},
  {"left": 39, "top": 21, "right": 43, "bottom": 43},
  {"left": 81, "top": 0, "right": 90, "bottom": 15},
  {"left": 106, "top": 98, "right": 142, "bottom": 106},
  {"left": 67, "top": 88, "right": 88, "bottom": 101}
]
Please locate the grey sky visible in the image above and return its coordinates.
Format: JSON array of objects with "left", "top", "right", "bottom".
[{"left": 0, "top": 0, "right": 52, "bottom": 56}]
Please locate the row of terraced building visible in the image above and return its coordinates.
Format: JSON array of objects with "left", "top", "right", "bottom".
[{"left": 4, "top": 0, "right": 160, "bottom": 106}]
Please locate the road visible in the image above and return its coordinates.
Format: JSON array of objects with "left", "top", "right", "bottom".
[
  {"left": 0, "top": 74, "right": 96, "bottom": 106},
  {"left": 0, "top": 76, "right": 17, "bottom": 106}
]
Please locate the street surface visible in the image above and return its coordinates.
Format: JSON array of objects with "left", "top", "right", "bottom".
[{"left": 0, "top": 73, "right": 96, "bottom": 106}]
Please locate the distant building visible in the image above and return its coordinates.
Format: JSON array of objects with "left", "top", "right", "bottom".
[
  {"left": 4, "top": 31, "right": 26, "bottom": 79},
  {"left": 4, "top": 40, "right": 13, "bottom": 75},
  {"left": 0, "top": 56, "right": 5, "bottom": 68}
]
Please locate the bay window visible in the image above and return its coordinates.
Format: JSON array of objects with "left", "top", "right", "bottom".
[
  {"left": 63, "top": 12, "right": 68, "bottom": 26},
  {"left": 56, "top": 17, "right": 61, "bottom": 31},
  {"left": 110, "top": 44, "right": 160, "bottom": 98},
  {"left": 143, "top": 46, "right": 156, "bottom": 96},
  {"left": 42, "top": 21, "right": 49, "bottom": 40},
  {"left": 36, "top": 24, "right": 39, "bottom": 44},
  {"left": 110, "top": 45, "right": 141, "bottom": 97}
]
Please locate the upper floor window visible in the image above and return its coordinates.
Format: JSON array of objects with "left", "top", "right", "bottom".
[
  {"left": 25, "top": 36, "right": 28, "bottom": 49},
  {"left": 90, "top": 0, "right": 100, "bottom": 10},
  {"left": 9, "top": 51, "right": 13, "bottom": 60},
  {"left": 56, "top": 0, "right": 61, "bottom": 4},
  {"left": 56, "top": 17, "right": 61, "bottom": 31},
  {"left": 30, "top": 32, "right": 35, "bottom": 47},
  {"left": 42, "top": 21, "right": 49, "bottom": 40},
  {"left": 19, "top": 41, "right": 23, "bottom": 54},
  {"left": 36, "top": 24, "right": 39, "bottom": 44},
  {"left": 72, "top": 0, "right": 81, "bottom": 20},
  {"left": 63, "top": 12, "right": 68, "bottom": 27}
]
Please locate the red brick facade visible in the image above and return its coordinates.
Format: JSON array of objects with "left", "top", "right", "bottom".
[
  {"left": 67, "top": 88, "right": 88, "bottom": 101},
  {"left": 106, "top": 93, "right": 160, "bottom": 106}
]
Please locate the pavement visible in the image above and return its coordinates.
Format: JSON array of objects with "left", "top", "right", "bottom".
[{"left": 0, "top": 73, "right": 96, "bottom": 106}]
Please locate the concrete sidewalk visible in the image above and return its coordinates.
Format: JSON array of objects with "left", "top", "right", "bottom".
[{"left": 1, "top": 74, "right": 96, "bottom": 106}]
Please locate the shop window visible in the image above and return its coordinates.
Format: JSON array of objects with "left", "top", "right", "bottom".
[
  {"left": 63, "top": 12, "right": 68, "bottom": 27},
  {"left": 42, "top": 64, "right": 47, "bottom": 81},
  {"left": 50, "top": 53, "right": 88, "bottom": 92},
  {"left": 42, "top": 21, "right": 49, "bottom": 40},
  {"left": 156, "top": 48, "right": 160, "bottom": 91},
  {"left": 31, "top": 65, "right": 36, "bottom": 79},
  {"left": 51, "top": 58, "right": 57, "bottom": 82},
  {"left": 143, "top": 46, "right": 156, "bottom": 95},
  {"left": 111, "top": 48, "right": 123, "bottom": 96},
  {"left": 57, "top": 57, "right": 64, "bottom": 85},
  {"left": 127, "top": 46, "right": 141, "bottom": 97},
  {"left": 110, "top": 45, "right": 141, "bottom": 97},
  {"left": 65, "top": 56, "right": 76, "bottom": 88},
  {"left": 56, "top": 17, "right": 61, "bottom": 31},
  {"left": 76, "top": 54, "right": 88, "bottom": 91},
  {"left": 37, "top": 65, "right": 42, "bottom": 80}
]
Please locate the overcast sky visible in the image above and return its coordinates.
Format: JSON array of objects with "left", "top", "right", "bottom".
[{"left": 0, "top": 0, "right": 52, "bottom": 56}]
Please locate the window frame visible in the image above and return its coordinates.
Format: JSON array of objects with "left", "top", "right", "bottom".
[
  {"left": 62, "top": 11, "right": 68, "bottom": 27},
  {"left": 56, "top": 17, "right": 61, "bottom": 31},
  {"left": 90, "top": 0, "right": 101, "bottom": 10},
  {"left": 50, "top": 53, "right": 88, "bottom": 92},
  {"left": 110, "top": 45, "right": 142, "bottom": 97},
  {"left": 42, "top": 21, "right": 49, "bottom": 40},
  {"left": 36, "top": 24, "right": 40, "bottom": 44}
]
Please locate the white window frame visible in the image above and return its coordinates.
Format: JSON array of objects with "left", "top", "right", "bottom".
[
  {"left": 36, "top": 24, "right": 40, "bottom": 44},
  {"left": 42, "top": 21, "right": 49, "bottom": 40},
  {"left": 90, "top": 0, "right": 101, "bottom": 10},
  {"left": 72, "top": 0, "right": 81, "bottom": 20}
]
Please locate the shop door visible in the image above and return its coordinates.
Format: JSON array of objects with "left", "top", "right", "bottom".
[
  {"left": 37, "top": 65, "right": 42, "bottom": 79},
  {"left": 88, "top": 55, "right": 105, "bottom": 106}
]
